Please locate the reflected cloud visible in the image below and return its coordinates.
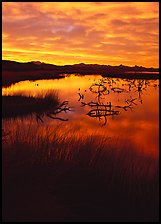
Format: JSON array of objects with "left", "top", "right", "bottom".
[{"left": 2, "top": 75, "right": 159, "bottom": 158}]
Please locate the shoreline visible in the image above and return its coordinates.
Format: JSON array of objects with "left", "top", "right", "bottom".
[{"left": 2, "top": 71, "right": 159, "bottom": 87}]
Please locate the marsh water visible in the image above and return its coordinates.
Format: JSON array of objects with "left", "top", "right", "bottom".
[
  {"left": 2, "top": 74, "right": 159, "bottom": 221},
  {"left": 2, "top": 74, "right": 159, "bottom": 158}
]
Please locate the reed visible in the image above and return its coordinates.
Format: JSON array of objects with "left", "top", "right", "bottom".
[
  {"left": 2, "top": 124, "right": 159, "bottom": 222},
  {"left": 2, "top": 90, "right": 59, "bottom": 118}
]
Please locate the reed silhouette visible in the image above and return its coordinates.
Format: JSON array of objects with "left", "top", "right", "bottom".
[
  {"left": 2, "top": 124, "right": 159, "bottom": 222},
  {"left": 2, "top": 91, "right": 71, "bottom": 122},
  {"left": 2, "top": 76, "right": 159, "bottom": 221},
  {"left": 2, "top": 91, "right": 59, "bottom": 118}
]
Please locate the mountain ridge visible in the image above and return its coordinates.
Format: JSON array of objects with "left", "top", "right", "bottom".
[
  {"left": 2, "top": 60, "right": 159, "bottom": 87},
  {"left": 2, "top": 60, "right": 159, "bottom": 72}
]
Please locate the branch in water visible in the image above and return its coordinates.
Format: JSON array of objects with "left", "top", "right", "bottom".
[{"left": 46, "top": 114, "right": 68, "bottom": 121}]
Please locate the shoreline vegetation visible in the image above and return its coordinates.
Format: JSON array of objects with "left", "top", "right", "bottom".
[
  {"left": 2, "top": 60, "right": 159, "bottom": 86},
  {"left": 2, "top": 92, "right": 59, "bottom": 118},
  {"left": 2, "top": 125, "right": 159, "bottom": 222}
]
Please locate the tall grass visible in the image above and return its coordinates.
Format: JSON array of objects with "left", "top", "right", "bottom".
[
  {"left": 2, "top": 90, "right": 59, "bottom": 118},
  {"left": 2, "top": 124, "right": 159, "bottom": 222}
]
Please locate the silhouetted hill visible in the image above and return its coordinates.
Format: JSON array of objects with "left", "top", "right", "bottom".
[
  {"left": 2, "top": 60, "right": 57, "bottom": 71},
  {"left": 2, "top": 60, "right": 159, "bottom": 86},
  {"left": 2, "top": 60, "right": 159, "bottom": 73}
]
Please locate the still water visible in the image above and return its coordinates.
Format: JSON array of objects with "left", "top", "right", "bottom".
[{"left": 2, "top": 75, "right": 159, "bottom": 158}]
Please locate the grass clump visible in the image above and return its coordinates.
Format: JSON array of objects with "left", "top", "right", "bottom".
[{"left": 2, "top": 91, "right": 59, "bottom": 118}]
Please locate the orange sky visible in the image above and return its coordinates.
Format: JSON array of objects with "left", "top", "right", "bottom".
[{"left": 2, "top": 2, "right": 159, "bottom": 67}]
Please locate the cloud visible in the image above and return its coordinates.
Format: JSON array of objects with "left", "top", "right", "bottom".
[{"left": 2, "top": 2, "right": 159, "bottom": 67}]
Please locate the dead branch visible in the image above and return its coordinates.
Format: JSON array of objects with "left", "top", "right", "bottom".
[
  {"left": 115, "top": 105, "right": 133, "bottom": 111},
  {"left": 81, "top": 101, "right": 112, "bottom": 108},
  {"left": 46, "top": 114, "right": 68, "bottom": 121},
  {"left": 87, "top": 109, "right": 120, "bottom": 117}
]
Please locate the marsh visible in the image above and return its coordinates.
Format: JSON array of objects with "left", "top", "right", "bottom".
[{"left": 2, "top": 75, "right": 159, "bottom": 222}]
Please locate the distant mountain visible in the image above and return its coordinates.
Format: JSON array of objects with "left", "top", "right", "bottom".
[
  {"left": 2, "top": 60, "right": 159, "bottom": 86},
  {"left": 2, "top": 60, "right": 159, "bottom": 73},
  {"left": 2, "top": 60, "right": 57, "bottom": 71},
  {"left": 31, "top": 61, "right": 45, "bottom": 65}
]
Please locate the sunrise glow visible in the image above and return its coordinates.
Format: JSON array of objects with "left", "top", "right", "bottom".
[{"left": 2, "top": 2, "right": 159, "bottom": 67}]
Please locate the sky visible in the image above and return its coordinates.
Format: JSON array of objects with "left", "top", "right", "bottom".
[{"left": 2, "top": 2, "right": 159, "bottom": 67}]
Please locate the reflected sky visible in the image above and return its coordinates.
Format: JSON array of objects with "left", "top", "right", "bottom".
[{"left": 2, "top": 75, "right": 159, "bottom": 158}]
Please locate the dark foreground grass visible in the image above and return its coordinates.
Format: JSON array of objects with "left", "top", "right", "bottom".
[
  {"left": 2, "top": 91, "right": 59, "bottom": 118},
  {"left": 2, "top": 129, "right": 159, "bottom": 222}
]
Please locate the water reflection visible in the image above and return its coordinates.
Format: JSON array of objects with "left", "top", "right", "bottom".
[
  {"left": 2, "top": 75, "right": 159, "bottom": 157},
  {"left": 2, "top": 75, "right": 159, "bottom": 222},
  {"left": 77, "top": 77, "right": 159, "bottom": 126}
]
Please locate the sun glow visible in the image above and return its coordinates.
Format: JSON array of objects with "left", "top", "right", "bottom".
[{"left": 2, "top": 2, "right": 159, "bottom": 67}]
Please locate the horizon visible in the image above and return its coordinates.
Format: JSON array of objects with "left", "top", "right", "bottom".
[
  {"left": 2, "top": 59, "right": 159, "bottom": 69},
  {"left": 2, "top": 2, "right": 159, "bottom": 68}
]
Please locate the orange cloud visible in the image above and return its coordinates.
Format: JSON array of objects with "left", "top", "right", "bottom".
[{"left": 2, "top": 2, "right": 159, "bottom": 67}]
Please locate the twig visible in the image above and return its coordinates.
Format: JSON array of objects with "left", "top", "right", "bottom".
[{"left": 46, "top": 114, "right": 68, "bottom": 121}]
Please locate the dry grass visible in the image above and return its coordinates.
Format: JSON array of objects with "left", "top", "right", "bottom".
[
  {"left": 2, "top": 90, "right": 59, "bottom": 118},
  {"left": 2, "top": 125, "right": 159, "bottom": 222}
]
